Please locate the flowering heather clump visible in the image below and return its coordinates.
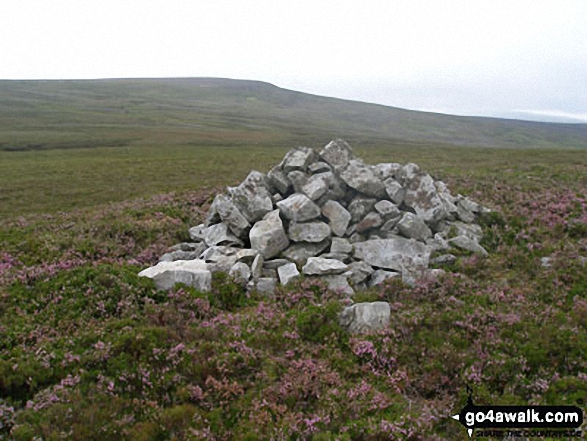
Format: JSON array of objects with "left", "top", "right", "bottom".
[{"left": 0, "top": 155, "right": 586, "bottom": 440}]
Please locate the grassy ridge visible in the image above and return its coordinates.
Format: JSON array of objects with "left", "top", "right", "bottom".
[{"left": 1, "top": 78, "right": 586, "bottom": 153}]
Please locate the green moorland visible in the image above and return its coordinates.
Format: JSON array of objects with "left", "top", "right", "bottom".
[{"left": 0, "top": 79, "right": 586, "bottom": 439}]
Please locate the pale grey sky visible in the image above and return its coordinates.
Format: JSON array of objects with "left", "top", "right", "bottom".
[{"left": 1, "top": 0, "right": 586, "bottom": 123}]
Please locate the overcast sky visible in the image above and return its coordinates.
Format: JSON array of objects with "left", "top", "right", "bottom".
[{"left": 1, "top": 0, "right": 586, "bottom": 123}]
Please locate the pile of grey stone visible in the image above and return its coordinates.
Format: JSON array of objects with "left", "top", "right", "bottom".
[{"left": 139, "top": 139, "right": 489, "bottom": 297}]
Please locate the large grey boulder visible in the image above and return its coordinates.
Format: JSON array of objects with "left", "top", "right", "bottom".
[
  {"left": 353, "top": 237, "right": 430, "bottom": 272},
  {"left": 249, "top": 210, "right": 290, "bottom": 258},
  {"left": 139, "top": 260, "right": 212, "bottom": 292},
  {"left": 301, "top": 174, "right": 329, "bottom": 201},
  {"left": 319, "top": 138, "right": 353, "bottom": 171},
  {"left": 396, "top": 212, "right": 433, "bottom": 242},
  {"left": 302, "top": 257, "right": 348, "bottom": 275},
  {"left": 277, "top": 262, "right": 300, "bottom": 286},
  {"left": 277, "top": 193, "right": 321, "bottom": 222},
  {"left": 339, "top": 302, "right": 391, "bottom": 334},
  {"left": 228, "top": 171, "right": 273, "bottom": 223},
  {"left": 339, "top": 160, "right": 386, "bottom": 198},
  {"left": 322, "top": 200, "right": 351, "bottom": 237},
  {"left": 288, "top": 221, "right": 331, "bottom": 243}
]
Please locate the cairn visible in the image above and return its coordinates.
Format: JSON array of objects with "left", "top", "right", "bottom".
[{"left": 139, "top": 139, "right": 489, "bottom": 297}]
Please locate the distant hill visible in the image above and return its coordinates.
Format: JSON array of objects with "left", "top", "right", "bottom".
[{"left": 1, "top": 77, "right": 586, "bottom": 151}]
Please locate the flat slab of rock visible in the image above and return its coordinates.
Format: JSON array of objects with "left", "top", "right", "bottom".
[
  {"left": 340, "top": 160, "right": 386, "bottom": 198},
  {"left": 339, "top": 302, "right": 390, "bottom": 334},
  {"left": 302, "top": 257, "right": 348, "bottom": 275},
  {"left": 139, "top": 260, "right": 212, "bottom": 292},
  {"left": 353, "top": 238, "right": 430, "bottom": 272},
  {"left": 288, "top": 221, "right": 331, "bottom": 243},
  {"left": 278, "top": 262, "right": 300, "bottom": 285},
  {"left": 249, "top": 210, "right": 290, "bottom": 258},
  {"left": 277, "top": 193, "right": 321, "bottom": 222}
]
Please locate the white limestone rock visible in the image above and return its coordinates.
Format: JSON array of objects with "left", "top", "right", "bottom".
[
  {"left": 302, "top": 257, "right": 348, "bottom": 275},
  {"left": 139, "top": 260, "right": 212, "bottom": 292},
  {"left": 339, "top": 302, "right": 391, "bottom": 334},
  {"left": 249, "top": 209, "right": 290, "bottom": 259}
]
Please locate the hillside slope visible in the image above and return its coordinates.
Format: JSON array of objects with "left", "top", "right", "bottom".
[{"left": 1, "top": 77, "right": 586, "bottom": 150}]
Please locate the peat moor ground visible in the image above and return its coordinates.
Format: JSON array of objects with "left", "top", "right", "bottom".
[{"left": 0, "top": 79, "right": 586, "bottom": 440}]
